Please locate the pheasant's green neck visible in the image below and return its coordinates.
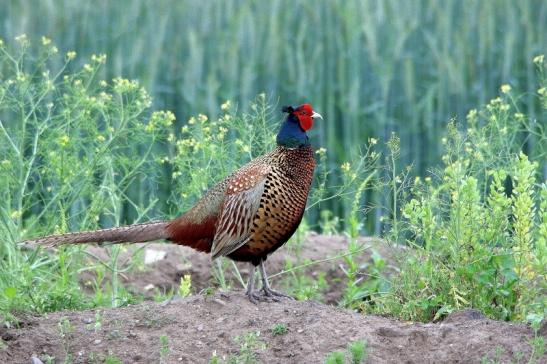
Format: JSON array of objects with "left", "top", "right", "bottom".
[{"left": 276, "top": 114, "right": 310, "bottom": 148}]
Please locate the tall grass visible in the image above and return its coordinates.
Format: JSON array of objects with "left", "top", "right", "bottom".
[{"left": 2, "top": 0, "right": 545, "bottom": 233}]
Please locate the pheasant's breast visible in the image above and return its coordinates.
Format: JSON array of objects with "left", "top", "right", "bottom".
[{"left": 243, "top": 146, "right": 315, "bottom": 258}]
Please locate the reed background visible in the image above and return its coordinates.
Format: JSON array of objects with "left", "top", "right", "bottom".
[{"left": 1, "top": 0, "right": 545, "bottom": 233}]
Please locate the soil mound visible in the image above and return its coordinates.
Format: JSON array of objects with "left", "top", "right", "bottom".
[{"left": 1, "top": 292, "right": 539, "bottom": 364}]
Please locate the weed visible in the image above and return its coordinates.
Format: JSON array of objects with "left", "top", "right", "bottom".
[
  {"left": 58, "top": 317, "right": 74, "bottom": 364},
  {"left": 324, "top": 340, "right": 368, "bottom": 364},
  {"left": 159, "top": 334, "right": 169, "bottom": 364},
  {"left": 228, "top": 331, "right": 266, "bottom": 364},
  {"left": 325, "top": 351, "right": 345, "bottom": 364},
  {"left": 105, "top": 354, "right": 124, "bottom": 364},
  {"left": 178, "top": 274, "right": 192, "bottom": 297},
  {"left": 271, "top": 323, "right": 288, "bottom": 336},
  {"left": 347, "top": 341, "right": 368, "bottom": 364}
]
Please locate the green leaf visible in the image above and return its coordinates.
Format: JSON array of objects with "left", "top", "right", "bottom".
[{"left": 3, "top": 287, "right": 17, "bottom": 299}]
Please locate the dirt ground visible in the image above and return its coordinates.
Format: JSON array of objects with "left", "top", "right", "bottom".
[
  {"left": 2, "top": 235, "right": 544, "bottom": 363},
  {"left": 1, "top": 292, "right": 541, "bottom": 364}
]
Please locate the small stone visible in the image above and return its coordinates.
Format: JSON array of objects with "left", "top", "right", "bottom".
[
  {"left": 31, "top": 355, "right": 44, "bottom": 364},
  {"left": 144, "top": 249, "right": 167, "bottom": 264},
  {"left": 94, "top": 339, "right": 101, "bottom": 345},
  {"left": 144, "top": 284, "right": 155, "bottom": 291}
]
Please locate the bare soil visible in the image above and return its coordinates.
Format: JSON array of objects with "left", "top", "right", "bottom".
[
  {"left": 1, "top": 293, "right": 540, "bottom": 364},
  {"left": 2, "top": 235, "right": 543, "bottom": 363}
]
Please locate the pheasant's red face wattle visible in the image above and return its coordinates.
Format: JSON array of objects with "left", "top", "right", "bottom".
[{"left": 294, "top": 103, "right": 315, "bottom": 131}]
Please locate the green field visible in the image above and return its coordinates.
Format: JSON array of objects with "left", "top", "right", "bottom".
[
  {"left": 0, "top": 0, "right": 546, "bottom": 345},
  {"left": 2, "top": 0, "right": 545, "bottom": 232}
]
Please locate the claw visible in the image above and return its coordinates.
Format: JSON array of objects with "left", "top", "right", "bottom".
[
  {"left": 247, "top": 291, "right": 260, "bottom": 304},
  {"left": 262, "top": 287, "right": 293, "bottom": 300},
  {"left": 260, "top": 288, "right": 281, "bottom": 301}
]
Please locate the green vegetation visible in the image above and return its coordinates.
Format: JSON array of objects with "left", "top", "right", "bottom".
[
  {"left": 325, "top": 340, "right": 368, "bottom": 364},
  {"left": 1, "top": 0, "right": 545, "bottom": 233},
  {"left": 271, "top": 323, "right": 288, "bottom": 336},
  {"left": 363, "top": 65, "right": 547, "bottom": 323},
  {"left": 159, "top": 334, "right": 170, "bottom": 364},
  {"left": 209, "top": 331, "right": 266, "bottom": 364}
]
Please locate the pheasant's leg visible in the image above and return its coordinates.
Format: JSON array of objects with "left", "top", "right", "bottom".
[
  {"left": 245, "top": 265, "right": 260, "bottom": 304},
  {"left": 259, "top": 260, "right": 294, "bottom": 299}
]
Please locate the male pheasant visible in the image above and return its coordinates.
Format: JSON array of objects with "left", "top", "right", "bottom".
[{"left": 24, "top": 104, "right": 322, "bottom": 303}]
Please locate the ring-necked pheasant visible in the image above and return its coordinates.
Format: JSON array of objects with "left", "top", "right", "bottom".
[{"left": 23, "top": 104, "right": 322, "bottom": 303}]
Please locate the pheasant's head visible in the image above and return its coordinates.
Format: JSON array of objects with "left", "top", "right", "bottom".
[{"left": 277, "top": 103, "right": 322, "bottom": 148}]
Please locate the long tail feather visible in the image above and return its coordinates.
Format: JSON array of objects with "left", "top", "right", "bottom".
[{"left": 21, "top": 221, "right": 170, "bottom": 248}]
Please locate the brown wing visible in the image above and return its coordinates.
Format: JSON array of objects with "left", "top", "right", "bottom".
[{"left": 211, "top": 163, "right": 271, "bottom": 259}]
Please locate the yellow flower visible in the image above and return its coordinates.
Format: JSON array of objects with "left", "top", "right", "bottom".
[
  {"left": 221, "top": 100, "right": 231, "bottom": 111},
  {"left": 533, "top": 54, "right": 544, "bottom": 64},
  {"left": 500, "top": 84, "right": 511, "bottom": 94},
  {"left": 10, "top": 210, "right": 22, "bottom": 220},
  {"left": 66, "top": 51, "right": 77, "bottom": 60},
  {"left": 466, "top": 108, "right": 478, "bottom": 123},
  {"left": 91, "top": 54, "right": 107, "bottom": 64},
  {"left": 99, "top": 80, "right": 107, "bottom": 87},
  {"left": 368, "top": 137, "right": 378, "bottom": 145},
  {"left": 41, "top": 36, "right": 51, "bottom": 46},
  {"left": 0, "top": 38, "right": 4, "bottom": 46},
  {"left": 198, "top": 113, "right": 208, "bottom": 123},
  {"left": 315, "top": 147, "right": 327, "bottom": 155},
  {"left": 112, "top": 77, "right": 139, "bottom": 93},
  {"left": 96, "top": 135, "right": 106, "bottom": 142},
  {"left": 538, "top": 87, "right": 546, "bottom": 96},
  {"left": 341, "top": 162, "right": 351, "bottom": 172},
  {"left": 15, "top": 34, "right": 28, "bottom": 45},
  {"left": 83, "top": 64, "right": 93, "bottom": 73},
  {"left": 58, "top": 135, "right": 70, "bottom": 147}
]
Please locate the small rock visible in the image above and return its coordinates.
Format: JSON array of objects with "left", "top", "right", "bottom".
[
  {"left": 144, "top": 284, "right": 155, "bottom": 291},
  {"left": 175, "top": 263, "right": 192, "bottom": 273},
  {"left": 31, "top": 355, "right": 44, "bottom": 364},
  {"left": 144, "top": 249, "right": 167, "bottom": 264},
  {"left": 94, "top": 339, "right": 102, "bottom": 345},
  {"left": 376, "top": 327, "right": 406, "bottom": 337},
  {"left": 444, "top": 309, "right": 486, "bottom": 323}
]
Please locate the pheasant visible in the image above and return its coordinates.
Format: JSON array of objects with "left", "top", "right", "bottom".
[{"left": 23, "top": 103, "right": 323, "bottom": 303}]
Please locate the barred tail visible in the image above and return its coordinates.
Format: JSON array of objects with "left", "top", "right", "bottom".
[{"left": 21, "top": 221, "right": 170, "bottom": 248}]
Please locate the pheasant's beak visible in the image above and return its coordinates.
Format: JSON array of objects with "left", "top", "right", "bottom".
[{"left": 311, "top": 112, "right": 323, "bottom": 120}]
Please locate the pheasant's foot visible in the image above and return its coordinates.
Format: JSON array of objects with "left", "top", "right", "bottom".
[
  {"left": 261, "top": 286, "right": 294, "bottom": 300},
  {"left": 246, "top": 290, "right": 277, "bottom": 304}
]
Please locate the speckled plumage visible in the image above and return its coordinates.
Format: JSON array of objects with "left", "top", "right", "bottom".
[{"left": 23, "top": 104, "right": 322, "bottom": 302}]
